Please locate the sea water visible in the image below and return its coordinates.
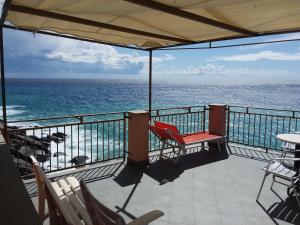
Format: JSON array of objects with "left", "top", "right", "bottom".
[{"left": 1, "top": 79, "right": 300, "bottom": 171}]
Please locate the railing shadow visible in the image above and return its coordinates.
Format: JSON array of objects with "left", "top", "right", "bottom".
[
  {"left": 228, "top": 143, "right": 281, "bottom": 162},
  {"left": 25, "top": 161, "right": 124, "bottom": 197}
]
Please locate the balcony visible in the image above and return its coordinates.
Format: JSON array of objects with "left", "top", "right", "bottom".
[
  {"left": 7, "top": 105, "right": 298, "bottom": 225},
  {"left": 24, "top": 144, "right": 299, "bottom": 225}
]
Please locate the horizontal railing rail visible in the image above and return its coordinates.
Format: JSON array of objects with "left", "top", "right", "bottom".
[{"left": 227, "top": 106, "right": 300, "bottom": 151}]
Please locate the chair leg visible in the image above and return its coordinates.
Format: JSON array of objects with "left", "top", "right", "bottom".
[
  {"left": 270, "top": 175, "right": 275, "bottom": 190},
  {"left": 217, "top": 140, "right": 221, "bottom": 153},
  {"left": 175, "top": 147, "right": 184, "bottom": 164},
  {"left": 159, "top": 141, "right": 166, "bottom": 160},
  {"left": 292, "top": 184, "right": 300, "bottom": 208},
  {"left": 257, "top": 172, "right": 268, "bottom": 202}
]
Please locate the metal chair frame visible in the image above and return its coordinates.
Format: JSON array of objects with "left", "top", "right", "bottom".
[{"left": 256, "top": 157, "right": 300, "bottom": 208}]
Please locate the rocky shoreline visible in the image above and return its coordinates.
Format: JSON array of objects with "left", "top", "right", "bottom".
[{"left": 6, "top": 125, "right": 89, "bottom": 176}]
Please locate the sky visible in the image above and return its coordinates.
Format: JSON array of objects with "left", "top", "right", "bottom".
[{"left": 2, "top": 3, "right": 300, "bottom": 84}]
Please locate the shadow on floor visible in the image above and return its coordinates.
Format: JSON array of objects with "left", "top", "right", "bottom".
[
  {"left": 114, "top": 164, "right": 145, "bottom": 187},
  {"left": 228, "top": 144, "right": 281, "bottom": 162},
  {"left": 145, "top": 146, "right": 229, "bottom": 185},
  {"left": 258, "top": 194, "right": 300, "bottom": 225},
  {"left": 25, "top": 161, "right": 124, "bottom": 197}
]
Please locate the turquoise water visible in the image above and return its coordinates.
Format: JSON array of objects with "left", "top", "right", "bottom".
[{"left": 2, "top": 78, "right": 300, "bottom": 123}]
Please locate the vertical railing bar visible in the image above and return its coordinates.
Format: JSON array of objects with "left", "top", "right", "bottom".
[
  {"left": 123, "top": 112, "right": 126, "bottom": 160},
  {"left": 102, "top": 122, "right": 105, "bottom": 160},
  {"left": 226, "top": 106, "right": 230, "bottom": 144},
  {"left": 96, "top": 122, "right": 99, "bottom": 161},
  {"left": 253, "top": 114, "right": 256, "bottom": 146},
  {"left": 232, "top": 112, "right": 236, "bottom": 142},
  {"left": 269, "top": 116, "right": 273, "bottom": 149},
  {"left": 71, "top": 125, "right": 73, "bottom": 162},
  {"left": 49, "top": 127, "right": 52, "bottom": 172},
  {"left": 56, "top": 126, "right": 59, "bottom": 169},
  {"left": 288, "top": 117, "right": 292, "bottom": 133},
  {"left": 90, "top": 123, "right": 92, "bottom": 164},
  {"left": 113, "top": 121, "right": 116, "bottom": 159},
  {"left": 247, "top": 114, "right": 251, "bottom": 145},
  {"left": 118, "top": 120, "right": 121, "bottom": 157},
  {"left": 84, "top": 124, "right": 86, "bottom": 161},
  {"left": 242, "top": 112, "right": 246, "bottom": 144},
  {"left": 258, "top": 115, "right": 261, "bottom": 146},
  {"left": 77, "top": 124, "right": 80, "bottom": 163},
  {"left": 275, "top": 117, "right": 279, "bottom": 149},
  {"left": 263, "top": 115, "right": 267, "bottom": 148},
  {"left": 107, "top": 122, "right": 110, "bottom": 160},
  {"left": 202, "top": 109, "right": 206, "bottom": 132},
  {"left": 64, "top": 125, "right": 66, "bottom": 169},
  {"left": 237, "top": 112, "right": 241, "bottom": 143},
  {"left": 40, "top": 128, "right": 44, "bottom": 169}
]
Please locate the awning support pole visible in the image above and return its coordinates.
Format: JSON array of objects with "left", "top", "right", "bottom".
[
  {"left": 148, "top": 50, "right": 152, "bottom": 114},
  {"left": 0, "top": 28, "right": 8, "bottom": 141}
]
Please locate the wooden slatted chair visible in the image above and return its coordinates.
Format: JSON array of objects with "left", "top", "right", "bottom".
[
  {"left": 34, "top": 164, "right": 84, "bottom": 225},
  {"left": 80, "top": 180, "right": 164, "bottom": 225},
  {"left": 30, "top": 155, "right": 49, "bottom": 222},
  {"left": 30, "top": 155, "right": 92, "bottom": 225},
  {"left": 149, "top": 121, "right": 225, "bottom": 164}
]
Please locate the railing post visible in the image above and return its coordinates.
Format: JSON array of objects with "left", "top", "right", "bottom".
[
  {"left": 208, "top": 104, "right": 227, "bottom": 153},
  {"left": 127, "top": 110, "right": 149, "bottom": 167},
  {"left": 123, "top": 112, "right": 127, "bottom": 161}
]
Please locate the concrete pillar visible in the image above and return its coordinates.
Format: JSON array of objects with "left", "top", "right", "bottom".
[
  {"left": 208, "top": 104, "right": 227, "bottom": 152},
  {"left": 127, "top": 110, "right": 149, "bottom": 167}
]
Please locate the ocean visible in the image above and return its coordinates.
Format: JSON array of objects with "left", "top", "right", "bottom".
[
  {"left": 2, "top": 79, "right": 300, "bottom": 172},
  {"left": 2, "top": 78, "right": 300, "bottom": 123}
]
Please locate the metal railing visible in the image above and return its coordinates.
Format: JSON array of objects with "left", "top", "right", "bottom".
[
  {"left": 149, "top": 105, "right": 206, "bottom": 151},
  {"left": 8, "top": 112, "right": 127, "bottom": 177},
  {"left": 227, "top": 106, "right": 300, "bottom": 151},
  {"left": 7, "top": 104, "right": 300, "bottom": 178}
]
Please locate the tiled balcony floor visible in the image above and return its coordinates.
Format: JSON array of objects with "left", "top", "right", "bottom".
[{"left": 29, "top": 145, "right": 300, "bottom": 225}]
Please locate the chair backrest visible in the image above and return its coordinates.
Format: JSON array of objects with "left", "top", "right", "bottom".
[
  {"left": 149, "top": 125, "right": 171, "bottom": 140},
  {"left": 34, "top": 164, "right": 83, "bottom": 225},
  {"left": 154, "top": 121, "right": 180, "bottom": 134},
  {"left": 150, "top": 121, "right": 185, "bottom": 145},
  {"left": 80, "top": 180, "right": 126, "bottom": 225},
  {"left": 30, "top": 155, "right": 45, "bottom": 204}
]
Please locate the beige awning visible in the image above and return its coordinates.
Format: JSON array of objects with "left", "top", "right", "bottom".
[{"left": 3, "top": 0, "right": 300, "bottom": 49}]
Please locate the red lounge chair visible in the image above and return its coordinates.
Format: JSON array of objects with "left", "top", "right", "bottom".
[{"left": 149, "top": 121, "right": 225, "bottom": 164}]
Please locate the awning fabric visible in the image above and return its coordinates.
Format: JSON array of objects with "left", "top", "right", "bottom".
[{"left": 4, "top": 0, "right": 300, "bottom": 49}]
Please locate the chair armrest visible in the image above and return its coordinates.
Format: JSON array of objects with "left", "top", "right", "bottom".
[
  {"left": 126, "top": 210, "right": 164, "bottom": 225},
  {"left": 272, "top": 157, "right": 300, "bottom": 162}
]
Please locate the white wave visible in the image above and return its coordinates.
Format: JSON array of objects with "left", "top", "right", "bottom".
[{"left": 0, "top": 105, "right": 26, "bottom": 116}]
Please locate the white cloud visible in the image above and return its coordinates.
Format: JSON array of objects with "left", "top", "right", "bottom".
[
  {"left": 160, "top": 63, "right": 289, "bottom": 77},
  {"left": 6, "top": 30, "right": 175, "bottom": 72},
  {"left": 239, "top": 32, "right": 300, "bottom": 50},
  {"left": 210, "top": 50, "right": 300, "bottom": 61}
]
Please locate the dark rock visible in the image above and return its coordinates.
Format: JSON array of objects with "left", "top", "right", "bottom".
[
  {"left": 40, "top": 135, "right": 52, "bottom": 143},
  {"left": 69, "top": 156, "right": 89, "bottom": 165},
  {"left": 13, "top": 158, "right": 32, "bottom": 173},
  {"left": 7, "top": 125, "right": 19, "bottom": 130},
  {"left": 18, "top": 146, "right": 51, "bottom": 163},
  {"left": 52, "top": 132, "right": 67, "bottom": 138},
  {"left": 53, "top": 152, "right": 67, "bottom": 157},
  {"left": 15, "top": 134, "right": 48, "bottom": 150}
]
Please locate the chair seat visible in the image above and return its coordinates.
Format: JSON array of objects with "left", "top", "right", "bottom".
[
  {"left": 262, "top": 161, "right": 297, "bottom": 179},
  {"left": 182, "top": 132, "right": 223, "bottom": 145}
]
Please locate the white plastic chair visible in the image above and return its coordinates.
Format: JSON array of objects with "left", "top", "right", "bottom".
[{"left": 256, "top": 157, "right": 300, "bottom": 208}]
